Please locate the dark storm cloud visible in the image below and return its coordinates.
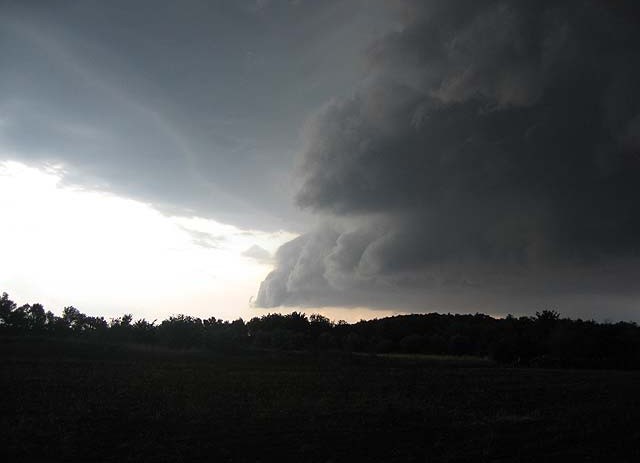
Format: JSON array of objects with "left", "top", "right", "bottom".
[
  {"left": 257, "top": 0, "right": 640, "bottom": 319},
  {"left": 0, "top": 0, "right": 393, "bottom": 230}
]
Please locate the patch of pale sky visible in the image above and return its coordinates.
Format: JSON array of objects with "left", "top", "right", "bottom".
[{"left": 0, "top": 160, "right": 297, "bottom": 322}]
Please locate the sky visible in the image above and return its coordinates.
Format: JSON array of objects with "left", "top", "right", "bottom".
[{"left": 1, "top": 0, "right": 640, "bottom": 322}]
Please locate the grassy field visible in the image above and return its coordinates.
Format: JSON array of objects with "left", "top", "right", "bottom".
[{"left": 1, "top": 337, "right": 639, "bottom": 462}]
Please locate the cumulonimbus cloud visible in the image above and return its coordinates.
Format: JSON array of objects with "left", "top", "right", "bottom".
[{"left": 256, "top": 0, "right": 640, "bottom": 318}]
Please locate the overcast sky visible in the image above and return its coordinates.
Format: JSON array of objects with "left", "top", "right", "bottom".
[{"left": 2, "top": 0, "right": 640, "bottom": 321}]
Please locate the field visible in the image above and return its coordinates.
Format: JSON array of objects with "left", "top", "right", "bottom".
[{"left": 1, "top": 337, "right": 639, "bottom": 462}]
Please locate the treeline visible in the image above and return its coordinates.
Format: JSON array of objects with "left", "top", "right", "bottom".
[{"left": 2, "top": 292, "right": 640, "bottom": 369}]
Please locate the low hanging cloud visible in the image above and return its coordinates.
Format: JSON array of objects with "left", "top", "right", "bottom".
[
  {"left": 242, "top": 244, "right": 273, "bottom": 264},
  {"left": 256, "top": 0, "right": 640, "bottom": 318}
]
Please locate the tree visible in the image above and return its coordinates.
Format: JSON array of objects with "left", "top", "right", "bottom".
[
  {"left": 62, "top": 306, "right": 86, "bottom": 333},
  {"left": 0, "top": 292, "right": 17, "bottom": 326},
  {"left": 535, "top": 310, "right": 560, "bottom": 323},
  {"left": 25, "top": 303, "right": 46, "bottom": 332}
]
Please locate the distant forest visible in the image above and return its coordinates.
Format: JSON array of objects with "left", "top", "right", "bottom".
[{"left": 2, "top": 292, "right": 639, "bottom": 369}]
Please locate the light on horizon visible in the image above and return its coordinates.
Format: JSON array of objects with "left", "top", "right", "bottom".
[{"left": 0, "top": 160, "right": 295, "bottom": 321}]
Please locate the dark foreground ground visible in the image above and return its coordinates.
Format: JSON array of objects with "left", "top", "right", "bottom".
[{"left": 1, "top": 337, "right": 639, "bottom": 462}]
